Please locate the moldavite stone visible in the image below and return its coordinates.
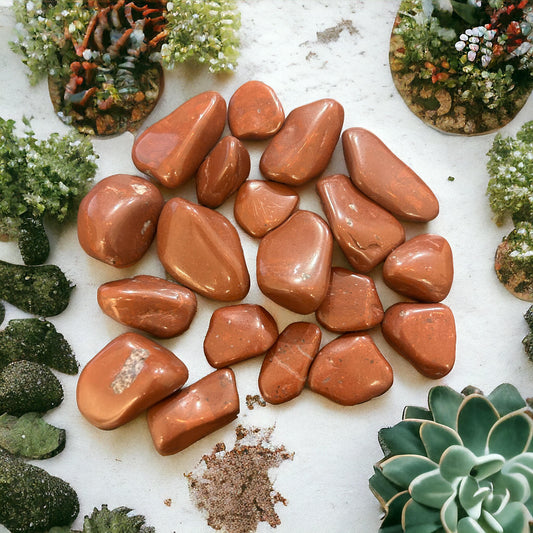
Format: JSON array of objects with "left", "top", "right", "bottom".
[{"left": 0, "top": 450, "right": 79, "bottom": 532}]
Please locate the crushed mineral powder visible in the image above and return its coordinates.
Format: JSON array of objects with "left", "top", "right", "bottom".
[{"left": 186, "top": 425, "right": 294, "bottom": 533}]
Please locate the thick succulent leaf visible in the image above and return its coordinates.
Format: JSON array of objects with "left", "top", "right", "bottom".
[
  {"left": 487, "top": 412, "right": 533, "bottom": 459},
  {"left": 456, "top": 517, "right": 485, "bottom": 533},
  {"left": 371, "top": 465, "right": 402, "bottom": 506},
  {"left": 401, "top": 499, "right": 443, "bottom": 532},
  {"left": 493, "top": 472, "right": 530, "bottom": 503},
  {"left": 457, "top": 476, "right": 489, "bottom": 519},
  {"left": 502, "top": 454, "right": 533, "bottom": 497},
  {"left": 379, "top": 421, "right": 426, "bottom": 458},
  {"left": 482, "top": 490, "right": 510, "bottom": 516},
  {"left": 469, "top": 454, "right": 505, "bottom": 481},
  {"left": 440, "top": 495, "right": 458, "bottom": 533},
  {"left": 440, "top": 445, "right": 477, "bottom": 482},
  {"left": 409, "top": 469, "right": 454, "bottom": 509},
  {"left": 420, "top": 421, "right": 462, "bottom": 463},
  {"left": 404, "top": 406, "right": 433, "bottom": 421},
  {"left": 428, "top": 386, "right": 464, "bottom": 429},
  {"left": 487, "top": 384, "right": 527, "bottom": 417},
  {"left": 480, "top": 510, "right": 503, "bottom": 533},
  {"left": 82, "top": 505, "right": 155, "bottom": 532},
  {"left": 456, "top": 395, "right": 499, "bottom": 456},
  {"left": 494, "top": 500, "right": 529, "bottom": 533},
  {"left": 380, "top": 455, "right": 438, "bottom": 489},
  {"left": 380, "top": 491, "right": 410, "bottom": 532}
]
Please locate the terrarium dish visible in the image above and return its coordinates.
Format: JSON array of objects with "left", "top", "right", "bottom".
[{"left": 390, "top": 0, "right": 533, "bottom": 135}]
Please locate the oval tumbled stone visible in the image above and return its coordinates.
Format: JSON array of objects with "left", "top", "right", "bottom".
[
  {"left": 228, "top": 80, "right": 285, "bottom": 140},
  {"left": 196, "top": 136, "right": 251, "bottom": 208},
  {"left": 157, "top": 197, "right": 250, "bottom": 301},
  {"left": 97, "top": 275, "right": 197, "bottom": 338},
  {"left": 204, "top": 304, "right": 278, "bottom": 368},
  {"left": 259, "top": 322, "right": 321, "bottom": 405},
  {"left": 308, "top": 333, "right": 393, "bottom": 406},
  {"left": 132, "top": 91, "right": 226, "bottom": 188},
  {"left": 382, "top": 302, "right": 456, "bottom": 379},
  {"left": 316, "top": 174, "right": 405, "bottom": 273},
  {"left": 77, "top": 174, "right": 164, "bottom": 268},
  {"left": 260, "top": 98, "right": 344, "bottom": 186},
  {"left": 315, "top": 267, "right": 384, "bottom": 333},
  {"left": 256, "top": 210, "right": 333, "bottom": 314},
  {"left": 342, "top": 127, "right": 439, "bottom": 222},
  {"left": 77, "top": 332, "right": 189, "bottom": 430},
  {"left": 234, "top": 180, "right": 299, "bottom": 238},
  {"left": 383, "top": 234, "right": 454, "bottom": 302}
]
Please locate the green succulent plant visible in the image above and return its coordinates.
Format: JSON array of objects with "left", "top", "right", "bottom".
[{"left": 370, "top": 383, "right": 533, "bottom": 532}]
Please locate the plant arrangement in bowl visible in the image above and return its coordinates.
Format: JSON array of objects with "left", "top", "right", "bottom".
[{"left": 390, "top": 0, "right": 533, "bottom": 135}]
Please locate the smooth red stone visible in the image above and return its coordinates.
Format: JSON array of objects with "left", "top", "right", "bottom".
[
  {"left": 382, "top": 302, "right": 456, "bottom": 379},
  {"left": 316, "top": 174, "right": 405, "bottom": 273},
  {"left": 196, "top": 136, "right": 251, "bottom": 208},
  {"left": 157, "top": 197, "right": 250, "bottom": 301},
  {"left": 260, "top": 98, "right": 344, "bottom": 186},
  {"left": 315, "top": 267, "right": 384, "bottom": 333},
  {"left": 228, "top": 80, "right": 285, "bottom": 140},
  {"left": 342, "top": 127, "right": 439, "bottom": 222},
  {"left": 234, "top": 180, "right": 299, "bottom": 238},
  {"left": 97, "top": 275, "right": 197, "bottom": 338},
  {"left": 204, "top": 304, "right": 279, "bottom": 368},
  {"left": 77, "top": 332, "right": 188, "bottom": 430},
  {"left": 258, "top": 322, "right": 321, "bottom": 405},
  {"left": 147, "top": 368, "right": 239, "bottom": 455},
  {"left": 256, "top": 210, "right": 333, "bottom": 314},
  {"left": 383, "top": 234, "right": 454, "bottom": 302},
  {"left": 132, "top": 91, "right": 226, "bottom": 188},
  {"left": 307, "top": 333, "right": 393, "bottom": 406},
  {"left": 77, "top": 174, "right": 164, "bottom": 268}
]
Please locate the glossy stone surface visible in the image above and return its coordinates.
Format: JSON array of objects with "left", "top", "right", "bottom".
[
  {"left": 132, "top": 91, "right": 226, "bottom": 188},
  {"left": 234, "top": 180, "right": 300, "bottom": 238},
  {"left": 259, "top": 98, "right": 344, "bottom": 186},
  {"left": 196, "top": 136, "right": 251, "bottom": 208},
  {"left": 147, "top": 368, "right": 239, "bottom": 455},
  {"left": 308, "top": 333, "right": 393, "bottom": 406},
  {"left": 204, "top": 304, "right": 278, "bottom": 368},
  {"left": 258, "top": 322, "right": 321, "bottom": 404},
  {"left": 228, "top": 80, "right": 285, "bottom": 140},
  {"left": 97, "top": 275, "right": 197, "bottom": 338},
  {"left": 316, "top": 174, "right": 405, "bottom": 273},
  {"left": 315, "top": 267, "right": 384, "bottom": 333},
  {"left": 383, "top": 234, "right": 454, "bottom": 302},
  {"left": 77, "top": 174, "right": 164, "bottom": 268},
  {"left": 342, "top": 127, "right": 439, "bottom": 222},
  {"left": 77, "top": 332, "right": 188, "bottom": 430},
  {"left": 382, "top": 302, "right": 456, "bottom": 379},
  {"left": 157, "top": 197, "right": 250, "bottom": 301},
  {"left": 256, "top": 210, "right": 333, "bottom": 314}
]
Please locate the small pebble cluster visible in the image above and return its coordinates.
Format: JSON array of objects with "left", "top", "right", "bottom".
[{"left": 76, "top": 81, "right": 455, "bottom": 455}]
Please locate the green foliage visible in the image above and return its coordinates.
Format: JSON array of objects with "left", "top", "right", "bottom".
[
  {"left": 81, "top": 505, "right": 155, "bottom": 533},
  {"left": 0, "top": 450, "right": 79, "bottom": 532},
  {"left": 162, "top": 0, "right": 241, "bottom": 73},
  {"left": 0, "top": 318, "right": 78, "bottom": 374},
  {"left": 0, "top": 412, "right": 65, "bottom": 459},
  {"left": 0, "top": 360, "right": 63, "bottom": 416},
  {"left": 0, "top": 260, "right": 73, "bottom": 316},
  {"left": 487, "top": 120, "right": 533, "bottom": 225}
]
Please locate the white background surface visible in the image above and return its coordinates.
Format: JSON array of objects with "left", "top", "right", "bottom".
[{"left": 1, "top": 1, "right": 533, "bottom": 532}]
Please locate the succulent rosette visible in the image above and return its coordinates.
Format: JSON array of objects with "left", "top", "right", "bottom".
[{"left": 370, "top": 384, "right": 533, "bottom": 532}]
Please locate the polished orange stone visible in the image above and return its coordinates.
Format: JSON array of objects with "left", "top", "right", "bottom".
[
  {"left": 260, "top": 98, "right": 344, "bottom": 186},
  {"left": 256, "top": 210, "right": 333, "bottom": 314},
  {"left": 147, "top": 368, "right": 239, "bottom": 455},
  {"left": 315, "top": 267, "right": 384, "bottom": 333},
  {"left": 258, "top": 322, "right": 321, "bottom": 405},
  {"left": 77, "top": 332, "right": 188, "bottom": 430},
  {"left": 308, "top": 333, "right": 393, "bottom": 406},
  {"left": 132, "top": 91, "right": 226, "bottom": 188},
  {"left": 342, "top": 127, "right": 439, "bottom": 222},
  {"left": 383, "top": 234, "right": 454, "bottom": 302},
  {"left": 228, "top": 80, "right": 285, "bottom": 140},
  {"left": 77, "top": 174, "right": 164, "bottom": 268},
  {"left": 381, "top": 302, "right": 456, "bottom": 379},
  {"left": 157, "top": 197, "right": 250, "bottom": 301},
  {"left": 204, "top": 304, "right": 278, "bottom": 368},
  {"left": 316, "top": 174, "right": 405, "bottom": 273},
  {"left": 234, "top": 180, "right": 299, "bottom": 238},
  {"left": 97, "top": 275, "right": 197, "bottom": 338},
  {"left": 196, "top": 136, "right": 251, "bottom": 208}
]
